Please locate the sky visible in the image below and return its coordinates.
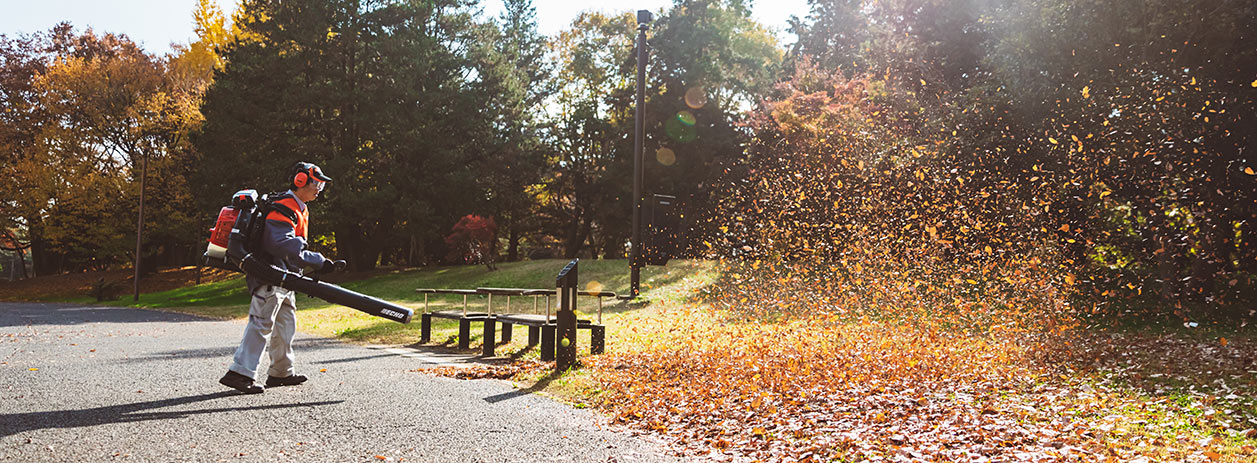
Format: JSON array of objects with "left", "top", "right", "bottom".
[{"left": 0, "top": 0, "right": 810, "bottom": 54}]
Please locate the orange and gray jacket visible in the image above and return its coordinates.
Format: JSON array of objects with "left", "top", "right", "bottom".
[{"left": 246, "top": 191, "right": 330, "bottom": 294}]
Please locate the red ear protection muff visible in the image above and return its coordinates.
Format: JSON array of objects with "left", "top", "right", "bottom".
[{"left": 294, "top": 170, "right": 309, "bottom": 188}]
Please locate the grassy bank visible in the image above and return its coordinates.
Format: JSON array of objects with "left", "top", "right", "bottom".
[{"left": 100, "top": 259, "right": 721, "bottom": 351}]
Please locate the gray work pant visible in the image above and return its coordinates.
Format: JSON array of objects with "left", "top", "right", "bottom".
[{"left": 228, "top": 285, "right": 297, "bottom": 379}]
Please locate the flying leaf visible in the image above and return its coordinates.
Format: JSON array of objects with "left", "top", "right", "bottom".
[
  {"left": 1081, "top": 86, "right": 1090, "bottom": 98},
  {"left": 1245, "top": 167, "right": 1255, "bottom": 175},
  {"left": 1048, "top": 137, "right": 1058, "bottom": 144}
]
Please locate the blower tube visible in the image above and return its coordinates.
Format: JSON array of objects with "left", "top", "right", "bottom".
[{"left": 221, "top": 211, "right": 412, "bottom": 324}]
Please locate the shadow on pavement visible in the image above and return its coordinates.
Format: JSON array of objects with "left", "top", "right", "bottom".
[
  {"left": 312, "top": 352, "right": 395, "bottom": 365},
  {"left": 0, "top": 303, "right": 218, "bottom": 328},
  {"left": 117, "top": 337, "right": 347, "bottom": 364},
  {"left": 482, "top": 370, "right": 561, "bottom": 404},
  {"left": 0, "top": 391, "right": 343, "bottom": 438}
]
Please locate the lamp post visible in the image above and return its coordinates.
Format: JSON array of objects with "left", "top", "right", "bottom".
[
  {"left": 630, "top": 9, "right": 652, "bottom": 298},
  {"left": 133, "top": 151, "right": 148, "bottom": 301}
]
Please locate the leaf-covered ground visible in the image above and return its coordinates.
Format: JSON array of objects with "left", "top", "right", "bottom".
[
  {"left": 589, "top": 307, "right": 1255, "bottom": 462},
  {"left": 436, "top": 300, "right": 1255, "bottom": 462}
]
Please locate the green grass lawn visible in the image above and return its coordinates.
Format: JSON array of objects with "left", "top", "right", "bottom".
[{"left": 101, "top": 258, "right": 722, "bottom": 354}]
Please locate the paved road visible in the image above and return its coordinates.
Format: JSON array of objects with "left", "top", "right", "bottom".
[{"left": 0, "top": 303, "right": 677, "bottom": 462}]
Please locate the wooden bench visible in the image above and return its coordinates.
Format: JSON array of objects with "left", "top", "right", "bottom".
[
  {"left": 415, "top": 286, "right": 618, "bottom": 358},
  {"left": 415, "top": 288, "right": 489, "bottom": 349},
  {"left": 490, "top": 313, "right": 605, "bottom": 359},
  {"left": 477, "top": 287, "right": 617, "bottom": 323},
  {"left": 476, "top": 287, "right": 613, "bottom": 358}
]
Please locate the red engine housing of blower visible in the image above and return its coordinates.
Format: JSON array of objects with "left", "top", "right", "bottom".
[{"left": 208, "top": 206, "right": 239, "bottom": 250}]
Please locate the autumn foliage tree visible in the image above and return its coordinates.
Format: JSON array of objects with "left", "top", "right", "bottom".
[
  {"left": 706, "top": 0, "right": 1257, "bottom": 326},
  {"left": 444, "top": 215, "right": 498, "bottom": 270},
  {"left": 1, "top": 23, "right": 210, "bottom": 275}
]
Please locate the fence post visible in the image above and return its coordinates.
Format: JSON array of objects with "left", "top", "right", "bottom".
[{"left": 555, "top": 259, "right": 579, "bottom": 371}]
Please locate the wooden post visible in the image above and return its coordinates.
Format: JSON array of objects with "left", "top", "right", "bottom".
[
  {"left": 420, "top": 313, "right": 432, "bottom": 344},
  {"left": 458, "top": 318, "right": 471, "bottom": 350},
  {"left": 482, "top": 318, "right": 496, "bottom": 357},
  {"left": 556, "top": 259, "right": 579, "bottom": 371}
]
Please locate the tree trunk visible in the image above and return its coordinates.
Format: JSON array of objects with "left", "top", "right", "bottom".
[
  {"left": 563, "top": 210, "right": 583, "bottom": 259},
  {"left": 1188, "top": 217, "right": 1229, "bottom": 302},
  {"left": 562, "top": 216, "right": 594, "bottom": 259},
  {"left": 32, "top": 238, "right": 55, "bottom": 277},
  {"left": 16, "top": 246, "right": 28, "bottom": 279},
  {"left": 336, "top": 227, "right": 361, "bottom": 271},
  {"left": 575, "top": 216, "right": 593, "bottom": 259},
  {"left": 1155, "top": 233, "right": 1180, "bottom": 301},
  {"left": 507, "top": 224, "right": 520, "bottom": 262}
]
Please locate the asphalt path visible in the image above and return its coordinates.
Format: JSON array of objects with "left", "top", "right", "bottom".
[{"left": 0, "top": 302, "right": 678, "bottom": 462}]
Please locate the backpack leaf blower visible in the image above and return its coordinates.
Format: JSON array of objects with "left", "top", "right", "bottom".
[{"left": 206, "top": 190, "right": 412, "bottom": 324}]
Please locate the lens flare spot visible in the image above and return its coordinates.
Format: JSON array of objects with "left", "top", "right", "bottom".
[
  {"left": 665, "top": 111, "right": 698, "bottom": 142},
  {"left": 685, "top": 87, "right": 708, "bottom": 109},
  {"left": 656, "top": 147, "right": 677, "bottom": 166},
  {"left": 676, "top": 110, "right": 696, "bottom": 126},
  {"left": 585, "top": 281, "right": 604, "bottom": 293}
]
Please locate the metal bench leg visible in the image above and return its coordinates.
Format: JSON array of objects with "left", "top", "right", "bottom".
[
  {"left": 420, "top": 313, "right": 432, "bottom": 344},
  {"left": 540, "top": 325, "right": 556, "bottom": 361},
  {"left": 528, "top": 326, "right": 540, "bottom": 346},
  {"left": 482, "top": 318, "right": 496, "bottom": 357},
  {"left": 501, "top": 322, "right": 512, "bottom": 343},
  {"left": 591, "top": 325, "right": 605, "bottom": 355},
  {"left": 458, "top": 318, "right": 471, "bottom": 350}
]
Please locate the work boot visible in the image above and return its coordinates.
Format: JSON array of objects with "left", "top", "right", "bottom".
[
  {"left": 219, "top": 370, "right": 264, "bottom": 394},
  {"left": 265, "top": 374, "right": 308, "bottom": 387}
]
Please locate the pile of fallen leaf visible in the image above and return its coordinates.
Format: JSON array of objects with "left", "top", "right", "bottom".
[
  {"left": 578, "top": 303, "right": 1256, "bottom": 462},
  {"left": 425, "top": 359, "right": 548, "bottom": 380}
]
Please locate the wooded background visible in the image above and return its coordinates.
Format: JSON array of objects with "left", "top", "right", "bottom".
[{"left": 2, "top": 0, "right": 1254, "bottom": 319}]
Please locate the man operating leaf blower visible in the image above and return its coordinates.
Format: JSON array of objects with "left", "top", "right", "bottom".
[{"left": 218, "top": 161, "right": 343, "bottom": 394}]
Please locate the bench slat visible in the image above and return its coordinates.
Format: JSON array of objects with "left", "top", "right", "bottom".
[
  {"left": 577, "top": 290, "right": 617, "bottom": 298},
  {"left": 476, "top": 287, "right": 533, "bottom": 296},
  {"left": 429, "top": 310, "right": 490, "bottom": 319},
  {"left": 496, "top": 313, "right": 594, "bottom": 326},
  {"left": 415, "top": 288, "right": 480, "bottom": 295}
]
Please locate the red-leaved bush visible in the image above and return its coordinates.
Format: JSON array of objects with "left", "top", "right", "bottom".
[{"left": 445, "top": 215, "right": 498, "bottom": 270}]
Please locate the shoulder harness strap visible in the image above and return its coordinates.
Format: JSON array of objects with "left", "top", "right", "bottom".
[{"left": 265, "top": 192, "right": 299, "bottom": 224}]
